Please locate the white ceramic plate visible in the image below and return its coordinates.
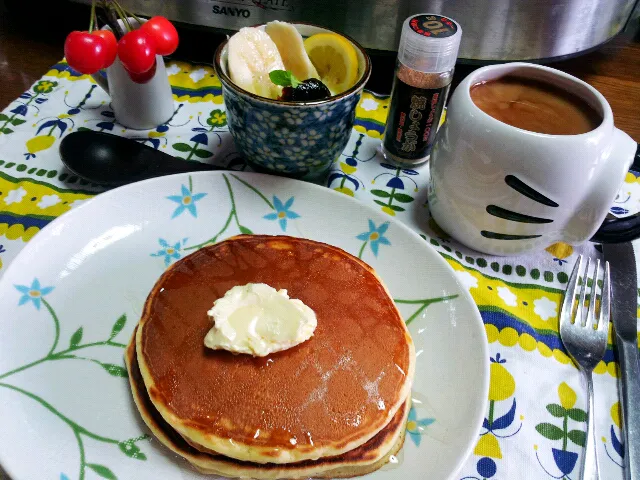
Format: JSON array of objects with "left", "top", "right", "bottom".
[{"left": 0, "top": 172, "right": 488, "bottom": 480}]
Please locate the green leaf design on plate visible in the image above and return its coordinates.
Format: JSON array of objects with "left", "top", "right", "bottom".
[
  {"left": 546, "top": 403, "right": 566, "bottom": 418},
  {"left": 110, "top": 314, "right": 126, "bottom": 340},
  {"left": 76, "top": 126, "right": 93, "bottom": 132},
  {"left": 0, "top": 113, "right": 8, "bottom": 121},
  {"left": 69, "top": 327, "right": 83, "bottom": 348},
  {"left": 370, "top": 189, "right": 391, "bottom": 198},
  {"left": 239, "top": 225, "right": 253, "bottom": 234},
  {"left": 118, "top": 441, "right": 147, "bottom": 460},
  {"left": 568, "top": 429, "right": 586, "bottom": 447},
  {"left": 193, "top": 149, "right": 213, "bottom": 159},
  {"left": 535, "top": 422, "right": 564, "bottom": 440},
  {"left": 567, "top": 408, "right": 588, "bottom": 422},
  {"left": 1, "top": 128, "right": 14, "bottom": 134},
  {"left": 172, "top": 142, "right": 191, "bottom": 152},
  {"left": 87, "top": 463, "right": 117, "bottom": 479},
  {"left": 392, "top": 193, "right": 414, "bottom": 203},
  {"left": 11, "top": 118, "right": 26, "bottom": 126},
  {"left": 101, "top": 363, "right": 128, "bottom": 377}
]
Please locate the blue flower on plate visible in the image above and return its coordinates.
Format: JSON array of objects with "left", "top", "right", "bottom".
[
  {"left": 14, "top": 278, "right": 54, "bottom": 310},
  {"left": 263, "top": 196, "right": 300, "bottom": 231},
  {"left": 406, "top": 406, "right": 435, "bottom": 447},
  {"left": 60, "top": 474, "right": 70, "bottom": 480},
  {"left": 151, "top": 238, "right": 187, "bottom": 267},
  {"left": 356, "top": 220, "right": 391, "bottom": 257},
  {"left": 167, "top": 185, "right": 207, "bottom": 219}
]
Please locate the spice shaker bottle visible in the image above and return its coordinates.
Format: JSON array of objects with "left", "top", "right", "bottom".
[{"left": 381, "top": 14, "right": 462, "bottom": 167}]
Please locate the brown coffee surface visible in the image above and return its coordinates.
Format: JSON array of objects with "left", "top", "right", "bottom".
[{"left": 470, "top": 75, "right": 601, "bottom": 135}]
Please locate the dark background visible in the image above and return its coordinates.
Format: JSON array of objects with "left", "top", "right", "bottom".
[{"left": 0, "top": 0, "right": 639, "bottom": 141}]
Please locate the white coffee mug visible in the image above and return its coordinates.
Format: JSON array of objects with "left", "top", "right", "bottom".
[
  {"left": 428, "top": 62, "right": 638, "bottom": 256},
  {"left": 91, "top": 19, "right": 174, "bottom": 130}
]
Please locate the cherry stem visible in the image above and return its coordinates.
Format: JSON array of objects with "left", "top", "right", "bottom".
[
  {"left": 124, "top": 7, "right": 144, "bottom": 26},
  {"left": 91, "top": 4, "right": 99, "bottom": 33},
  {"left": 111, "top": 0, "right": 133, "bottom": 32},
  {"left": 88, "top": 0, "right": 96, "bottom": 32},
  {"left": 100, "top": 2, "right": 125, "bottom": 39}
]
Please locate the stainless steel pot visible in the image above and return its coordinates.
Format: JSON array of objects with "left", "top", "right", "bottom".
[{"left": 102, "top": 0, "right": 640, "bottom": 61}]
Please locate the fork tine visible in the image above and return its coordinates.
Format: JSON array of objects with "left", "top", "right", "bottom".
[
  {"left": 598, "top": 261, "right": 611, "bottom": 334},
  {"left": 585, "top": 258, "right": 600, "bottom": 329},
  {"left": 576, "top": 256, "right": 590, "bottom": 326},
  {"left": 561, "top": 255, "right": 583, "bottom": 328}
]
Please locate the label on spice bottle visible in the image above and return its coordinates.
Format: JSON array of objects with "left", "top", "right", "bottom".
[
  {"left": 383, "top": 78, "right": 449, "bottom": 161},
  {"left": 408, "top": 14, "right": 458, "bottom": 38}
]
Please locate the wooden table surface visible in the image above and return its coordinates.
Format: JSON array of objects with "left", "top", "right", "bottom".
[{"left": 0, "top": 1, "right": 639, "bottom": 142}]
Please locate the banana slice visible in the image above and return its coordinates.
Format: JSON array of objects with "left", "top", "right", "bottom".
[
  {"left": 265, "top": 21, "right": 319, "bottom": 81},
  {"left": 227, "top": 27, "right": 285, "bottom": 99}
]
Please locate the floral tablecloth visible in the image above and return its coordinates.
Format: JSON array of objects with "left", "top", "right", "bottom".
[{"left": 0, "top": 59, "right": 639, "bottom": 480}]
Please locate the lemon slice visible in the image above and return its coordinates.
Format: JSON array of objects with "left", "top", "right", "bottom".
[{"left": 303, "top": 33, "right": 359, "bottom": 95}]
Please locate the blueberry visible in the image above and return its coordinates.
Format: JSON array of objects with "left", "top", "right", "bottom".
[{"left": 291, "top": 79, "right": 331, "bottom": 101}]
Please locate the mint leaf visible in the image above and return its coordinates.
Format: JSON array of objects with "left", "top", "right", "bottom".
[{"left": 269, "top": 70, "right": 300, "bottom": 88}]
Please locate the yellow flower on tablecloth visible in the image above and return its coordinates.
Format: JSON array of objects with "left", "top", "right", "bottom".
[
  {"left": 611, "top": 402, "right": 621, "bottom": 429},
  {"left": 333, "top": 186, "right": 354, "bottom": 197},
  {"left": 34, "top": 80, "right": 57, "bottom": 94},
  {"left": 558, "top": 382, "right": 577, "bottom": 409},
  {"left": 546, "top": 242, "right": 573, "bottom": 264},
  {"left": 489, "top": 362, "right": 515, "bottom": 401},
  {"left": 381, "top": 205, "right": 396, "bottom": 216},
  {"left": 207, "top": 110, "right": 227, "bottom": 127},
  {"left": 340, "top": 161, "right": 357, "bottom": 175},
  {"left": 474, "top": 432, "right": 502, "bottom": 459},
  {"left": 26, "top": 135, "right": 55, "bottom": 155}
]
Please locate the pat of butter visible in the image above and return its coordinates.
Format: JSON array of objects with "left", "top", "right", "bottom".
[{"left": 204, "top": 283, "right": 317, "bottom": 356}]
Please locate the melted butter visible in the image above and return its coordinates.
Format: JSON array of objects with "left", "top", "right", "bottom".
[{"left": 204, "top": 283, "right": 317, "bottom": 356}]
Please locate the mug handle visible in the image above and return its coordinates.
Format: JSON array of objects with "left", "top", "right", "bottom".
[{"left": 590, "top": 143, "right": 640, "bottom": 244}]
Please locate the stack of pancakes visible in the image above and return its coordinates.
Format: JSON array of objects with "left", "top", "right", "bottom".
[{"left": 126, "top": 235, "right": 416, "bottom": 478}]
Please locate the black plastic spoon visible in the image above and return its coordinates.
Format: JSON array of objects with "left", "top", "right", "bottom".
[{"left": 59, "top": 130, "right": 223, "bottom": 186}]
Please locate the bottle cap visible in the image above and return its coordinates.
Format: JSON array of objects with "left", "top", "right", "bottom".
[{"left": 398, "top": 14, "right": 462, "bottom": 74}]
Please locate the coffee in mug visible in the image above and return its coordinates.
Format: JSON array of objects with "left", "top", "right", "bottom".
[{"left": 470, "top": 76, "right": 601, "bottom": 136}]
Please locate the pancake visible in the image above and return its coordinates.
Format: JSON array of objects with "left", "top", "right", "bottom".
[
  {"left": 126, "top": 331, "right": 409, "bottom": 479},
  {"left": 136, "top": 235, "right": 415, "bottom": 464}
]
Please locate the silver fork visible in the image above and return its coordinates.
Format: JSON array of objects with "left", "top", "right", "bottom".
[{"left": 560, "top": 255, "right": 611, "bottom": 480}]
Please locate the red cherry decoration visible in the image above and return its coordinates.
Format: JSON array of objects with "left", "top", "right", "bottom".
[
  {"left": 64, "top": 31, "right": 108, "bottom": 74},
  {"left": 141, "top": 16, "right": 179, "bottom": 56}
]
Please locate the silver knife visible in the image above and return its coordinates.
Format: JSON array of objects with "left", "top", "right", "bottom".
[{"left": 602, "top": 243, "right": 640, "bottom": 480}]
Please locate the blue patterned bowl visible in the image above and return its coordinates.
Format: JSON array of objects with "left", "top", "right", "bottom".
[{"left": 215, "top": 23, "right": 371, "bottom": 180}]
